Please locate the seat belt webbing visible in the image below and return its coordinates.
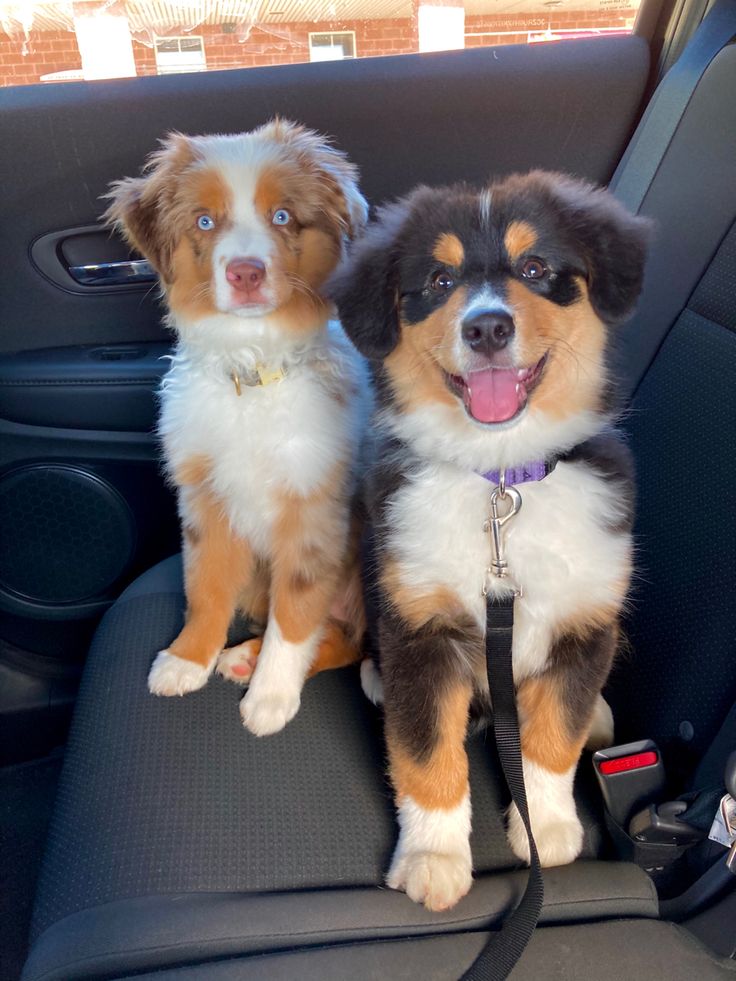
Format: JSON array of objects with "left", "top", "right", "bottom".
[{"left": 611, "top": 0, "right": 736, "bottom": 213}]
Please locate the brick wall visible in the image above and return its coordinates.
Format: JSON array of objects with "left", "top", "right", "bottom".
[
  {"left": 130, "top": 19, "right": 418, "bottom": 77},
  {"left": 465, "top": 8, "right": 636, "bottom": 46},
  {"left": 1, "top": 9, "right": 637, "bottom": 88},
  {"left": 1, "top": 30, "right": 82, "bottom": 87}
]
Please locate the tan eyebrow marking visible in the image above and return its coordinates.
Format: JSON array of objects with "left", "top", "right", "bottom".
[
  {"left": 432, "top": 232, "right": 464, "bottom": 268},
  {"left": 504, "top": 220, "right": 538, "bottom": 262}
]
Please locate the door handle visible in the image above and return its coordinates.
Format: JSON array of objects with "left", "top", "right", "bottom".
[{"left": 68, "top": 259, "right": 156, "bottom": 287}]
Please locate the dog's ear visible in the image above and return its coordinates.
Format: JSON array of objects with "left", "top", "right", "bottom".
[
  {"left": 527, "top": 172, "right": 652, "bottom": 325},
  {"left": 102, "top": 132, "right": 195, "bottom": 283},
  {"left": 329, "top": 201, "right": 410, "bottom": 360},
  {"left": 260, "top": 118, "right": 368, "bottom": 243}
]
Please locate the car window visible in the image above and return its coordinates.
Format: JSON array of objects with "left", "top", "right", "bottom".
[{"left": 1, "top": 0, "right": 642, "bottom": 88}]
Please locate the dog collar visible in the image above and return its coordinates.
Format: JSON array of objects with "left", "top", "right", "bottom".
[
  {"left": 480, "top": 458, "right": 557, "bottom": 487},
  {"left": 231, "top": 363, "right": 286, "bottom": 395}
]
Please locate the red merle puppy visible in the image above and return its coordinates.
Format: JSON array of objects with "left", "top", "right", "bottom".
[{"left": 332, "top": 172, "right": 649, "bottom": 911}]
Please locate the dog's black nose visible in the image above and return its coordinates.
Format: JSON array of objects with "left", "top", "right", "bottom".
[{"left": 461, "top": 310, "right": 515, "bottom": 354}]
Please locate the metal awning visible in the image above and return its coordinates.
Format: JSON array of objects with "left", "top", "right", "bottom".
[{"left": 1, "top": 0, "right": 634, "bottom": 35}]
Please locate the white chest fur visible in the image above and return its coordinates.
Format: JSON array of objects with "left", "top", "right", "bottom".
[
  {"left": 159, "top": 335, "right": 367, "bottom": 555},
  {"left": 386, "top": 461, "right": 631, "bottom": 681}
]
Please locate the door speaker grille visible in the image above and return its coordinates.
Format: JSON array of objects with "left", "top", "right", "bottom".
[{"left": 0, "top": 464, "right": 135, "bottom": 605}]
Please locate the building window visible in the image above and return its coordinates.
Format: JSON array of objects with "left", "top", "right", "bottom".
[
  {"left": 308, "top": 31, "right": 356, "bottom": 62},
  {"left": 154, "top": 36, "right": 207, "bottom": 75}
]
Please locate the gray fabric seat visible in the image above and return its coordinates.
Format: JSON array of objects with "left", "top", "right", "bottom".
[
  {"left": 23, "top": 556, "right": 661, "bottom": 981},
  {"left": 106, "top": 919, "right": 736, "bottom": 981},
  {"left": 23, "top": 21, "right": 736, "bottom": 981}
]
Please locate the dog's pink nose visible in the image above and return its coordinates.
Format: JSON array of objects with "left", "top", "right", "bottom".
[{"left": 226, "top": 258, "right": 266, "bottom": 293}]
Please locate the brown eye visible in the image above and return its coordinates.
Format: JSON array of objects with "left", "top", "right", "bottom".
[
  {"left": 431, "top": 270, "right": 455, "bottom": 291},
  {"left": 521, "top": 257, "right": 547, "bottom": 280}
]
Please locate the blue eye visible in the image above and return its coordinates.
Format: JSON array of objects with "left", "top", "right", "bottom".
[
  {"left": 197, "top": 215, "right": 215, "bottom": 231},
  {"left": 272, "top": 209, "right": 290, "bottom": 226}
]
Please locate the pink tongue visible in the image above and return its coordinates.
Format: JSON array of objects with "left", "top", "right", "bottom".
[{"left": 463, "top": 368, "right": 523, "bottom": 424}]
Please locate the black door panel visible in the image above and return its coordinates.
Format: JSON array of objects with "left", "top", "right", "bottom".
[
  {"left": 0, "top": 342, "right": 167, "bottom": 431},
  {"left": 1, "top": 38, "right": 648, "bottom": 353}
]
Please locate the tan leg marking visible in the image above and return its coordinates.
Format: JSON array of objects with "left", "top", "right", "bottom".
[
  {"left": 270, "top": 470, "right": 349, "bottom": 645},
  {"left": 237, "top": 555, "right": 270, "bottom": 629},
  {"left": 307, "top": 620, "right": 361, "bottom": 677},
  {"left": 557, "top": 588, "right": 630, "bottom": 639},
  {"left": 382, "top": 562, "right": 467, "bottom": 632},
  {"left": 175, "top": 454, "right": 212, "bottom": 487},
  {"left": 170, "top": 488, "right": 254, "bottom": 667},
  {"left": 389, "top": 684, "right": 472, "bottom": 810},
  {"left": 520, "top": 620, "right": 621, "bottom": 771},
  {"left": 517, "top": 675, "right": 587, "bottom": 773}
]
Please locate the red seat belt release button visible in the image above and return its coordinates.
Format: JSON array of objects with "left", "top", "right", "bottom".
[
  {"left": 593, "top": 739, "right": 666, "bottom": 827},
  {"left": 598, "top": 750, "right": 659, "bottom": 775}
]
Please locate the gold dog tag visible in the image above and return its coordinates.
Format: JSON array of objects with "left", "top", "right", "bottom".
[{"left": 256, "top": 364, "right": 285, "bottom": 386}]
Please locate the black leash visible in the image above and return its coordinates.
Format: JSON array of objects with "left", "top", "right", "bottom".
[{"left": 461, "top": 594, "right": 545, "bottom": 981}]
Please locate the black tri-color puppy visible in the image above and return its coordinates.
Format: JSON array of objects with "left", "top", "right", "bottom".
[{"left": 332, "top": 172, "right": 649, "bottom": 912}]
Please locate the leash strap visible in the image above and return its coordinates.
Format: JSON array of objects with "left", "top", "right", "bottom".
[{"left": 461, "top": 594, "right": 544, "bottom": 981}]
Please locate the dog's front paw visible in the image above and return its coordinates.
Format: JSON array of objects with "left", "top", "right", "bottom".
[
  {"left": 507, "top": 802, "right": 583, "bottom": 867},
  {"left": 148, "top": 650, "right": 214, "bottom": 696},
  {"left": 240, "top": 686, "right": 301, "bottom": 736},
  {"left": 216, "top": 638, "right": 262, "bottom": 686},
  {"left": 387, "top": 848, "right": 472, "bottom": 912}
]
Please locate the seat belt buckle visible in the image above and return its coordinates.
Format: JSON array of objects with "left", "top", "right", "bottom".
[
  {"left": 630, "top": 799, "right": 707, "bottom": 846},
  {"left": 714, "top": 751, "right": 736, "bottom": 874},
  {"left": 594, "top": 741, "right": 710, "bottom": 880},
  {"left": 592, "top": 739, "right": 666, "bottom": 827}
]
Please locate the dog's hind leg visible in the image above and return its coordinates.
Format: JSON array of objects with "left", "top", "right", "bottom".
[
  {"left": 216, "top": 637, "right": 263, "bottom": 686},
  {"left": 148, "top": 487, "right": 254, "bottom": 697},
  {"left": 218, "top": 617, "right": 360, "bottom": 689}
]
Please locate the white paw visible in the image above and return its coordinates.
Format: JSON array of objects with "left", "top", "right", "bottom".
[
  {"left": 585, "top": 694, "right": 614, "bottom": 751},
  {"left": 216, "top": 639, "right": 261, "bottom": 686},
  {"left": 148, "top": 650, "right": 214, "bottom": 697},
  {"left": 507, "top": 802, "right": 583, "bottom": 867},
  {"left": 387, "top": 848, "right": 472, "bottom": 911},
  {"left": 240, "top": 687, "right": 301, "bottom": 736},
  {"left": 360, "top": 658, "right": 384, "bottom": 706}
]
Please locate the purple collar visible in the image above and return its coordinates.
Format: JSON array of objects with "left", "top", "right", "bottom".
[{"left": 480, "top": 458, "right": 557, "bottom": 486}]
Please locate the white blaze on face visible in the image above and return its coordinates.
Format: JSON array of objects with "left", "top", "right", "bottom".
[
  {"left": 451, "top": 285, "right": 538, "bottom": 425},
  {"left": 478, "top": 189, "right": 492, "bottom": 230},
  {"left": 452, "top": 285, "right": 517, "bottom": 371},
  {"left": 202, "top": 139, "right": 286, "bottom": 317}
]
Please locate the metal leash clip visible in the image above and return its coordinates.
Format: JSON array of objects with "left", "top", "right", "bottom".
[{"left": 482, "top": 470, "right": 523, "bottom": 595}]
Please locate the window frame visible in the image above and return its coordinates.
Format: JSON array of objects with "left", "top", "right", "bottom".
[
  {"left": 307, "top": 30, "right": 357, "bottom": 62},
  {"left": 153, "top": 35, "right": 207, "bottom": 76}
]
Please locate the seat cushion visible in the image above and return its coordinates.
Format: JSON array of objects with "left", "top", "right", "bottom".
[
  {"left": 23, "top": 557, "right": 657, "bottom": 981},
  {"left": 115, "top": 919, "right": 736, "bottom": 981}
]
